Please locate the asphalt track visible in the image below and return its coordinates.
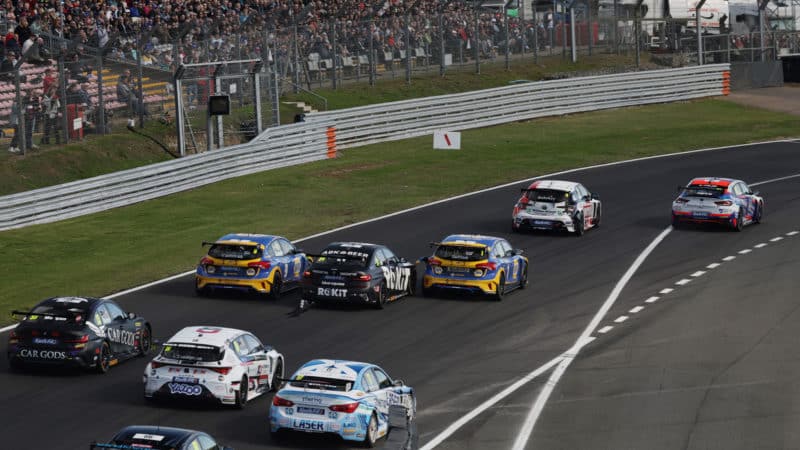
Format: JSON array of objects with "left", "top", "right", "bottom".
[{"left": 1, "top": 140, "right": 799, "bottom": 450}]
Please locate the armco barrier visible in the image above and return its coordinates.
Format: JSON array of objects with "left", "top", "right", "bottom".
[{"left": 0, "top": 65, "right": 728, "bottom": 231}]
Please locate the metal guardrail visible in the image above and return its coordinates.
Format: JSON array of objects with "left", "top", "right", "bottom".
[
  {"left": 0, "top": 65, "right": 728, "bottom": 231},
  {"left": 305, "top": 64, "right": 730, "bottom": 149}
]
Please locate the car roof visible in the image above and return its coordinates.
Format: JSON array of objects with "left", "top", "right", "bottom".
[
  {"left": 688, "top": 177, "right": 740, "bottom": 188},
  {"left": 526, "top": 179, "right": 580, "bottom": 192},
  {"left": 294, "top": 359, "right": 373, "bottom": 382},
  {"left": 166, "top": 326, "right": 245, "bottom": 346},
  {"left": 111, "top": 425, "right": 198, "bottom": 447},
  {"left": 325, "top": 242, "right": 381, "bottom": 251},
  {"left": 39, "top": 296, "right": 103, "bottom": 309},
  {"left": 441, "top": 234, "right": 503, "bottom": 247},
  {"left": 215, "top": 233, "right": 278, "bottom": 245}
]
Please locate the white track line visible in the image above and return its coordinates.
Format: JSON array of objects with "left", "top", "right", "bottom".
[
  {"left": 598, "top": 326, "right": 614, "bottom": 334},
  {"left": 691, "top": 270, "right": 706, "bottom": 277},
  {"left": 722, "top": 256, "right": 736, "bottom": 261},
  {"left": 738, "top": 249, "right": 752, "bottom": 255},
  {"left": 707, "top": 262, "right": 721, "bottom": 269},
  {"left": 614, "top": 315, "right": 630, "bottom": 323},
  {"left": 659, "top": 288, "right": 674, "bottom": 294},
  {"left": 770, "top": 236, "right": 784, "bottom": 242},
  {"left": 629, "top": 306, "right": 645, "bottom": 314},
  {"left": 676, "top": 278, "right": 692, "bottom": 286},
  {"left": 754, "top": 243, "right": 767, "bottom": 248},
  {"left": 645, "top": 296, "right": 660, "bottom": 303},
  {"left": 788, "top": 231, "right": 799, "bottom": 236},
  {"left": 510, "top": 226, "right": 673, "bottom": 450}
]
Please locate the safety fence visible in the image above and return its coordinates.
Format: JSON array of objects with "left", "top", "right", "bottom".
[{"left": 0, "top": 64, "right": 728, "bottom": 231}]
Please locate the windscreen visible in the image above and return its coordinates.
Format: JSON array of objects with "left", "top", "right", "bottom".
[
  {"left": 161, "top": 343, "right": 223, "bottom": 362},
  {"left": 289, "top": 375, "right": 353, "bottom": 391},
  {"left": 313, "top": 247, "right": 373, "bottom": 270},
  {"left": 682, "top": 185, "right": 725, "bottom": 198},
  {"left": 208, "top": 243, "right": 262, "bottom": 260},
  {"left": 525, "top": 189, "right": 571, "bottom": 203},
  {"left": 434, "top": 245, "right": 489, "bottom": 262}
]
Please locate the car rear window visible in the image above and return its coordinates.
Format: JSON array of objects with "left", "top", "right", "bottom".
[
  {"left": 434, "top": 245, "right": 489, "bottom": 261},
  {"left": 525, "top": 189, "right": 570, "bottom": 203},
  {"left": 161, "top": 343, "right": 224, "bottom": 362},
  {"left": 208, "top": 243, "right": 262, "bottom": 260},
  {"left": 313, "top": 247, "right": 373, "bottom": 270},
  {"left": 683, "top": 185, "right": 725, "bottom": 198},
  {"left": 289, "top": 376, "right": 353, "bottom": 391}
]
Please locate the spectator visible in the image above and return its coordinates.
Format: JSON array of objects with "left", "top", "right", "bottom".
[
  {"left": 41, "top": 85, "right": 62, "bottom": 145},
  {"left": 14, "top": 17, "right": 31, "bottom": 51},
  {"left": 42, "top": 67, "right": 56, "bottom": 93},
  {"left": 116, "top": 74, "right": 138, "bottom": 117},
  {"left": 0, "top": 52, "right": 16, "bottom": 82},
  {"left": 8, "top": 91, "right": 39, "bottom": 153}
]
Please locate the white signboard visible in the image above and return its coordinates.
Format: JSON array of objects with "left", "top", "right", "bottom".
[
  {"left": 433, "top": 130, "right": 461, "bottom": 150},
  {"left": 72, "top": 118, "right": 82, "bottom": 130},
  {"left": 669, "top": 0, "right": 729, "bottom": 28}
]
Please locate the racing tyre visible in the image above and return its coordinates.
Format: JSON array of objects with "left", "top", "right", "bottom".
[
  {"left": 519, "top": 263, "right": 528, "bottom": 290},
  {"left": 594, "top": 206, "right": 602, "bottom": 228},
  {"left": 271, "top": 359, "right": 284, "bottom": 391},
  {"left": 754, "top": 202, "right": 763, "bottom": 224},
  {"left": 511, "top": 220, "right": 519, "bottom": 233},
  {"left": 270, "top": 429, "right": 287, "bottom": 443},
  {"left": 235, "top": 376, "right": 249, "bottom": 409},
  {"left": 407, "top": 271, "right": 416, "bottom": 297},
  {"left": 492, "top": 273, "right": 505, "bottom": 301},
  {"left": 374, "top": 281, "right": 388, "bottom": 309},
  {"left": 671, "top": 215, "right": 681, "bottom": 229},
  {"left": 8, "top": 358, "right": 23, "bottom": 372},
  {"left": 269, "top": 272, "right": 283, "bottom": 301},
  {"left": 422, "top": 286, "right": 434, "bottom": 298},
  {"left": 137, "top": 325, "right": 152, "bottom": 357},
  {"left": 95, "top": 341, "right": 111, "bottom": 374},
  {"left": 734, "top": 208, "right": 744, "bottom": 232},
  {"left": 363, "top": 413, "right": 379, "bottom": 448},
  {"left": 573, "top": 213, "right": 584, "bottom": 237},
  {"left": 195, "top": 286, "right": 208, "bottom": 297}
]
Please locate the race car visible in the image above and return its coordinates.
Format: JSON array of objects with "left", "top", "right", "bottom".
[
  {"left": 7, "top": 296, "right": 151, "bottom": 373},
  {"left": 421, "top": 234, "right": 528, "bottom": 300},
  {"left": 195, "top": 233, "right": 308, "bottom": 299},
  {"left": 671, "top": 177, "right": 764, "bottom": 231},
  {"left": 91, "top": 425, "right": 233, "bottom": 450},
  {"left": 143, "top": 326, "right": 284, "bottom": 408},
  {"left": 511, "top": 179, "right": 601, "bottom": 236},
  {"left": 269, "top": 359, "right": 416, "bottom": 447},
  {"left": 301, "top": 242, "right": 416, "bottom": 309}
]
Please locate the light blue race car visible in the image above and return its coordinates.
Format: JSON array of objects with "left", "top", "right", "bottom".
[{"left": 269, "top": 359, "right": 415, "bottom": 446}]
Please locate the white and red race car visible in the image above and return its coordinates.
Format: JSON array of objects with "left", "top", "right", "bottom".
[
  {"left": 143, "top": 326, "right": 284, "bottom": 408},
  {"left": 512, "top": 180, "right": 602, "bottom": 236}
]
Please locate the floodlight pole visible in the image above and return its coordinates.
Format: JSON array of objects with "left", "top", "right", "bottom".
[
  {"left": 758, "top": 0, "right": 769, "bottom": 61},
  {"left": 636, "top": 0, "right": 645, "bottom": 67},
  {"left": 695, "top": 0, "right": 707, "bottom": 65}
]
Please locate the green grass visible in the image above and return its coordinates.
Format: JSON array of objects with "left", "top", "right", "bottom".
[{"left": 0, "top": 99, "right": 797, "bottom": 324}]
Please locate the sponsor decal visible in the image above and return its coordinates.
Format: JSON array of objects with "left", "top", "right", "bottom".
[
  {"left": 106, "top": 327, "right": 135, "bottom": 346},
  {"left": 317, "top": 287, "right": 347, "bottom": 297},
  {"left": 167, "top": 383, "right": 203, "bottom": 396},
  {"left": 87, "top": 321, "right": 105, "bottom": 337},
  {"left": 298, "top": 406, "right": 326, "bottom": 415},
  {"left": 380, "top": 266, "right": 411, "bottom": 291},
  {"left": 19, "top": 349, "right": 66, "bottom": 359},
  {"left": 292, "top": 419, "right": 325, "bottom": 431},
  {"left": 54, "top": 297, "right": 88, "bottom": 303},
  {"left": 302, "top": 396, "right": 323, "bottom": 404},
  {"left": 195, "top": 327, "right": 221, "bottom": 334},
  {"left": 132, "top": 433, "right": 165, "bottom": 442},
  {"left": 33, "top": 337, "right": 58, "bottom": 345}
]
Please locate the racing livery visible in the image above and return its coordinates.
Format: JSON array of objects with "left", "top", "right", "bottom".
[
  {"left": 195, "top": 233, "right": 308, "bottom": 299},
  {"left": 91, "top": 425, "right": 233, "bottom": 450},
  {"left": 143, "top": 326, "right": 284, "bottom": 408},
  {"left": 270, "top": 359, "right": 415, "bottom": 447},
  {"left": 512, "top": 179, "right": 601, "bottom": 236},
  {"left": 7, "top": 296, "right": 151, "bottom": 373},
  {"left": 421, "top": 234, "right": 528, "bottom": 300},
  {"left": 672, "top": 177, "right": 764, "bottom": 231},
  {"left": 302, "top": 242, "right": 416, "bottom": 309}
]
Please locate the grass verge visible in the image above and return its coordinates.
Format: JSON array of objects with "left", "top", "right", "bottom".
[{"left": 0, "top": 99, "right": 797, "bottom": 324}]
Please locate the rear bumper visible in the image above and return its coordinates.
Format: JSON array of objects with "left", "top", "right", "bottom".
[
  {"left": 7, "top": 345, "right": 99, "bottom": 369},
  {"left": 144, "top": 378, "right": 235, "bottom": 404},
  {"left": 302, "top": 288, "right": 377, "bottom": 305},
  {"left": 270, "top": 407, "right": 369, "bottom": 442},
  {"left": 422, "top": 274, "right": 498, "bottom": 295},
  {"left": 513, "top": 214, "right": 575, "bottom": 232},
  {"left": 672, "top": 211, "right": 735, "bottom": 225},
  {"left": 196, "top": 274, "right": 275, "bottom": 294}
]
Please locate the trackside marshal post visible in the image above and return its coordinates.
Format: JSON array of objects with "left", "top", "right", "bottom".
[{"left": 433, "top": 130, "right": 461, "bottom": 150}]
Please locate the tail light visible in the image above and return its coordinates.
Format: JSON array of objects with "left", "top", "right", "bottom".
[
  {"left": 150, "top": 361, "right": 164, "bottom": 369},
  {"left": 8, "top": 330, "right": 18, "bottom": 344},
  {"left": 303, "top": 270, "right": 312, "bottom": 278},
  {"left": 353, "top": 272, "right": 372, "bottom": 281},
  {"left": 675, "top": 198, "right": 689, "bottom": 203},
  {"left": 714, "top": 200, "right": 733, "bottom": 206},
  {"left": 476, "top": 262, "right": 497, "bottom": 271},
  {"left": 516, "top": 198, "right": 529, "bottom": 208},
  {"left": 50, "top": 331, "right": 60, "bottom": 337},
  {"left": 200, "top": 257, "right": 214, "bottom": 265},
  {"left": 427, "top": 258, "right": 442, "bottom": 266},
  {"left": 273, "top": 395, "right": 294, "bottom": 407},
  {"left": 31, "top": 330, "right": 40, "bottom": 337},
  {"left": 248, "top": 261, "right": 271, "bottom": 270},
  {"left": 329, "top": 402, "right": 360, "bottom": 413},
  {"left": 65, "top": 334, "right": 89, "bottom": 344},
  {"left": 208, "top": 367, "right": 232, "bottom": 375}
]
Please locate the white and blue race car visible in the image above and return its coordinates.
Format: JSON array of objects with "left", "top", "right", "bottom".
[{"left": 269, "top": 359, "right": 415, "bottom": 446}]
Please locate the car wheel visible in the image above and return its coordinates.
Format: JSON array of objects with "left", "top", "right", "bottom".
[
  {"left": 363, "top": 413, "right": 379, "bottom": 448},
  {"left": 406, "top": 270, "right": 416, "bottom": 297},
  {"left": 734, "top": 208, "right": 744, "bottom": 232},
  {"left": 374, "top": 281, "right": 387, "bottom": 309},
  {"left": 271, "top": 359, "right": 284, "bottom": 392},
  {"left": 422, "top": 285, "right": 434, "bottom": 298},
  {"left": 573, "top": 213, "right": 584, "bottom": 236},
  {"left": 95, "top": 341, "right": 111, "bottom": 374},
  {"left": 493, "top": 273, "right": 505, "bottom": 301},
  {"left": 235, "top": 376, "right": 249, "bottom": 409},
  {"left": 754, "top": 202, "right": 763, "bottom": 224},
  {"left": 137, "top": 325, "right": 151, "bottom": 357},
  {"left": 270, "top": 429, "right": 287, "bottom": 443},
  {"left": 594, "top": 206, "right": 602, "bottom": 228},
  {"left": 671, "top": 214, "right": 681, "bottom": 229},
  {"left": 519, "top": 263, "right": 528, "bottom": 290},
  {"left": 269, "top": 272, "right": 283, "bottom": 301},
  {"left": 8, "top": 358, "right": 23, "bottom": 372},
  {"left": 195, "top": 286, "right": 208, "bottom": 297},
  {"left": 511, "top": 220, "right": 519, "bottom": 233}
]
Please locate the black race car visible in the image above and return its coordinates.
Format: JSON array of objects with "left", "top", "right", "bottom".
[
  {"left": 302, "top": 242, "right": 416, "bottom": 309},
  {"left": 91, "top": 425, "right": 233, "bottom": 450},
  {"left": 8, "top": 296, "right": 152, "bottom": 373}
]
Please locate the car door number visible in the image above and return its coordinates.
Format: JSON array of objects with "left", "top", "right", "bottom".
[{"left": 381, "top": 266, "right": 410, "bottom": 291}]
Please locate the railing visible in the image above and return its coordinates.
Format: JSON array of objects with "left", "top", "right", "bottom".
[
  {"left": 306, "top": 64, "right": 730, "bottom": 149},
  {"left": 0, "top": 65, "right": 729, "bottom": 231},
  {"left": 0, "top": 121, "right": 332, "bottom": 231}
]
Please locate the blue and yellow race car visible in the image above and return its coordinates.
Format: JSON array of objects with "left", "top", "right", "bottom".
[
  {"left": 195, "top": 233, "right": 308, "bottom": 299},
  {"left": 420, "top": 234, "right": 528, "bottom": 300}
]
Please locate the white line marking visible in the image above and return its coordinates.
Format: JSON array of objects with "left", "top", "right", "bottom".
[
  {"left": 723, "top": 256, "right": 736, "bottom": 261},
  {"left": 629, "top": 306, "right": 645, "bottom": 314},
  {"left": 659, "top": 288, "right": 674, "bottom": 294},
  {"left": 739, "top": 249, "right": 752, "bottom": 254},
  {"left": 770, "top": 236, "right": 784, "bottom": 242},
  {"left": 645, "top": 296, "right": 660, "bottom": 303},
  {"left": 583, "top": 336, "right": 597, "bottom": 345},
  {"left": 788, "top": 231, "right": 799, "bottom": 236},
  {"left": 676, "top": 278, "right": 692, "bottom": 286},
  {"left": 510, "top": 227, "right": 673, "bottom": 450},
  {"left": 691, "top": 270, "right": 706, "bottom": 277},
  {"left": 754, "top": 243, "right": 767, "bottom": 248},
  {"left": 0, "top": 324, "right": 16, "bottom": 333},
  {"left": 598, "top": 326, "right": 614, "bottom": 334},
  {"left": 614, "top": 315, "right": 629, "bottom": 323},
  {"left": 750, "top": 172, "right": 800, "bottom": 187},
  {"left": 706, "top": 263, "right": 721, "bottom": 269}
]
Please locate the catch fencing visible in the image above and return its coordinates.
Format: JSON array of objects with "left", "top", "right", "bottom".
[{"left": 0, "top": 64, "right": 729, "bottom": 231}]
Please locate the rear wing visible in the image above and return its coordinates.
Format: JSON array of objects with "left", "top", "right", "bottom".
[
  {"left": 89, "top": 444, "right": 144, "bottom": 450},
  {"left": 11, "top": 310, "right": 80, "bottom": 322},
  {"left": 277, "top": 377, "right": 353, "bottom": 391}
]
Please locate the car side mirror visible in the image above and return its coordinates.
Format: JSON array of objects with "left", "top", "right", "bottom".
[
  {"left": 293, "top": 248, "right": 305, "bottom": 255},
  {"left": 253, "top": 353, "right": 267, "bottom": 361},
  {"left": 393, "top": 379, "right": 405, "bottom": 387},
  {"left": 400, "top": 257, "right": 408, "bottom": 263},
  {"left": 513, "top": 249, "right": 524, "bottom": 256},
  {"left": 127, "top": 312, "right": 135, "bottom": 320},
  {"left": 418, "top": 256, "right": 428, "bottom": 263},
  {"left": 591, "top": 193, "right": 600, "bottom": 200},
  {"left": 751, "top": 191, "right": 759, "bottom": 196}
]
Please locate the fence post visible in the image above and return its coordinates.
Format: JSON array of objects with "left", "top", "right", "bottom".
[
  {"left": 331, "top": 19, "right": 337, "bottom": 90},
  {"left": 439, "top": 12, "right": 445, "bottom": 76},
  {"left": 570, "top": 5, "right": 577, "bottom": 63},
  {"left": 369, "top": 19, "right": 375, "bottom": 86},
  {"left": 96, "top": 48, "right": 106, "bottom": 135},
  {"left": 174, "top": 76, "right": 185, "bottom": 156},
  {"left": 137, "top": 40, "right": 145, "bottom": 128},
  {"left": 405, "top": 13, "right": 412, "bottom": 83},
  {"left": 215, "top": 74, "right": 223, "bottom": 148},
  {"left": 253, "top": 68, "right": 263, "bottom": 134},
  {"left": 504, "top": 5, "right": 510, "bottom": 69},
  {"left": 14, "top": 70, "right": 25, "bottom": 154},
  {"left": 474, "top": 3, "right": 480, "bottom": 74},
  {"left": 533, "top": 0, "right": 539, "bottom": 63},
  {"left": 58, "top": 51, "right": 69, "bottom": 144},
  {"left": 293, "top": 23, "right": 300, "bottom": 93},
  {"left": 696, "top": 0, "right": 707, "bottom": 65},
  {"left": 587, "top": 1, "right": 593, "bottom": 56}
]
